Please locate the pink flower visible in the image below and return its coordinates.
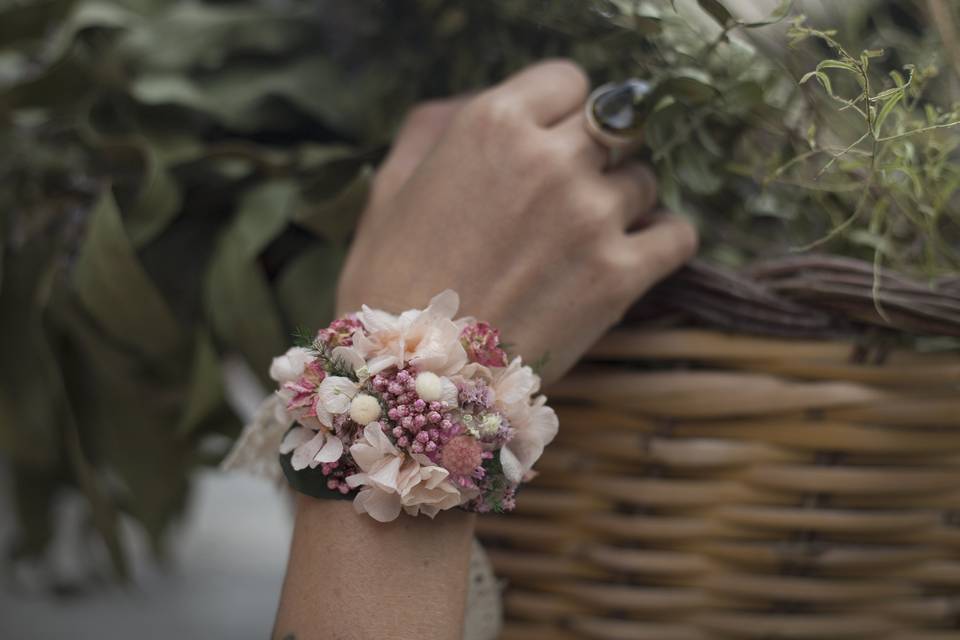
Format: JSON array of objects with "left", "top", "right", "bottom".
[
  {"left": 442, "top": 435, "right": 483, "bottom": 476},
  {"left": 351, "top": 290, "right": 468, "bottom": 376},
  {"left": 460, "top": 321, "right": 508, "bottom": 367},
  {"left": 346, "top": 423, "right": 461, "bottom": 522},
  {"left": 498, "top": 396, "right": 557, "bottom": 483},
  {"left": 282, "top": 360, "right": 325, "bottom": 421},
  {"left": 316, "top": 316, "right": 362, "bottom": 347},
  {"left": 491, "top": 358, "right": 558, "bottom": 483}
]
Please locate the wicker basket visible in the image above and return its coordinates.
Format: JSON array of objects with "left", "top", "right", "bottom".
[{"left": 477, "top": 257, "right": 960, "bottom": 640}]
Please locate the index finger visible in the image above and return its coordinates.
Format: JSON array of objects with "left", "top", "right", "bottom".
[{"left": 488, "top": 59, "right": 590, "bottom": 127}]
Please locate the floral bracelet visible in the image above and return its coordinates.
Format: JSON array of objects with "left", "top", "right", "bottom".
[{"left": 270, "top": 290, "right": 558, "bottom": 522}]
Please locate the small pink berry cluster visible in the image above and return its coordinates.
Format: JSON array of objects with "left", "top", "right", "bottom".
[
  {"left": 320, "top": 458, "right": 357, "bottom": 494},
  {"left": 370, "top": 368, "right": 494, "bottom": 488},
  {"left": 374, "top": 367, "right": 451, "bottom": 457}
]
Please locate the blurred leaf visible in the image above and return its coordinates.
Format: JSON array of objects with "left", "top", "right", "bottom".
[
  {"left": 740, "top": 0, "right": 792, "bottom": 28},
  {"left": 73, "top": 188, "right": 181, "bottom": 357},
  {"left": 721, "top": 81, "right": 764, "bottom": 116},
  {"left": 675, "top": 144, "right": 724, "bottom": 195},
  {"left": 0, "top": 0, "right": 75, "bottom": 47},
  {"left": 104, "top": 140, "right": 183, "bottom": 247},
  {"left": 0, "top": 246, "right": 62, "bottom": 467},
  {"left": 0, "top": 46, "right": 91, "bottom": 110},
  {"left": 849, "top": 229, "right": 894, "bottom": 255},
  {"left": 65, "top": 417, "right": 128, "bottom": 580},
  {"left": 697, "top": 0, "right": 733, "bottom": 27},
  {"left": 130, "top": 55, "right": 357, "bottom": 133},
  {"left": 0, "top": 205, "right": 5, "bottom": 292},
  {"left": 9, "top": 462, "right": 60, "bottom": 562},
  {"left": 176, "top": 330, "right": 224, "bottom": 438},
  {"left": 277, "top": 244, "right": 345, "bottom": 333},
  {"left": 52, "top": 297, "right": 192, "bottom": 547},
  {"left": 295, "top": 164, "right": 373, "bottom": 246},
  {"left": 206, "top": 181, "right": 293, "bottom": 380},
  {"left": 659, "top": 75, "right": 720, "bottom": 105},
  {"left": 118, "top": 2, "right": 311, "bottom": 72}
]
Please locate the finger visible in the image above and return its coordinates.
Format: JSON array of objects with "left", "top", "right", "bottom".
[
  {"left": 371, "top": 97, "right": 469, "bottom": 208},
  {"left": 622, "top": 212, "right": 699, "bottom": 295},
  {"left": 552, "top": 111, "right": 608, "bottom": 168},
  {"left": 597, "top": 163, "right": 658, "bottom": 229},
  {"left": 489, "top": 59, "right": 589, "bottom": 127}
]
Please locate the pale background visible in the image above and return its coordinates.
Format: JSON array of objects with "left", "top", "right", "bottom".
[{"left": 0, "top": 466, "right": 292, "bottom": 639}]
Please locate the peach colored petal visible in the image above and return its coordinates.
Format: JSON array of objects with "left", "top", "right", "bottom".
[
  {"left": 315, "top": 434, "right": 343, "bottom": 464},
  {"left": 368, "top": 455, "right": 403, "bottom": 492},
  {"left": 500, "top": 396, "right": 558, "bottom": 483},
  {"left": 424, "top": 290, "right": 460, "bottom": 319},
  {"left": 353, "top": 487, "right": 402, "bottom": 522},
  {"left": 290, "top": 430, "right": 337, "bottom": 471},
  {"left": 269, "top": 347, "right": 313, "bottom": 384},
  {"left": 279, "top": 426, "right": 313, "bottom": 455}
]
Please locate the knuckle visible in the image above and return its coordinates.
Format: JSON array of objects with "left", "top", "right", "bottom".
[
  {"left": 463, "top": 91, "right": 523, "bottom": 129},
  {"left": 566, "top": 183, "right": 611, "bottom": 231},
  {"left": 519, "top": 133, "right": 560, "bottom": 172},
  {"left": 544, "top": 132, "right": 584, "bottom": 167},
  {"left": 540, "top": 59, "right": 589, "bottom": 95}
]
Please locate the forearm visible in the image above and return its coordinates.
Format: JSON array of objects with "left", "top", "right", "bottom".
[{"left": 273, "top": 497, "right": 476, "bottom": 640}]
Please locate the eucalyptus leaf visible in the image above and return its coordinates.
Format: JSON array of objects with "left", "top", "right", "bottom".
[
  {"left": 276, "top": 244, "right": 345, "bottom": 333},
  {"left": 205, "top": 181, "right": 294, "bottom": 380},
  {"left": 176, "top": 330, "right": 225, "bottom": 438},
  {"left": 131, "top": 55, "right": 359, "bottom": 134},
  {"left": 65, "top": 418, "right": 128, "bottom": 580},
  {"left": 0, "top": 0, "right": 75, "bottom": 47},
  {"left": 659, "top": 76, "right": 720, "bottom": 105},
  {"left": 99, "top": 140, "right": 183, "bottom": 248},
  {"left": 51, "top": 292, "right": 193, "bottom": 546},
  {"left": 295, "top": 165, "right": 373, "bottom": 247},
  {"left": 0, "top": 205, "right": 5, "bottom": 292},
  {"left": 0, "top": 248, "right": 61, "bottom": 467},
  {"left": 740, "top": 0, "right": 793, "bottom": 28},
  {"left": 675, "top": 144, "right": 724, "bottom": 195},
  {"left": 9, "top": 462, "right": 60, "bottom": 562},
  {"left": 696, "top": 0, "right": 734, "bottom": 27},
  {"left": 0, "top": 46, "right": 91, "bottom": 109},
  {"left": 73, "top": 188, "right": 181, "bottom": 357}
]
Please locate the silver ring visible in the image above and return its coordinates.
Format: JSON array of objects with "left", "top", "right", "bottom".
[{"left": 584, "top": 79, "right": 652, "bottom": 167}]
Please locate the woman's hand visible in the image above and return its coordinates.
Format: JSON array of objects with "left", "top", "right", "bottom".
[
  {"left": 338, "top": 60, "right": 698, "bottom": 384},
  {"left": 275, "top": 60, "right": 699, "bottom": 640}
]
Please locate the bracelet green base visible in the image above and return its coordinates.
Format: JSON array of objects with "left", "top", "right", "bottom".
[{"left": 279, "top": 449, "right": 355, "bottom": 502}]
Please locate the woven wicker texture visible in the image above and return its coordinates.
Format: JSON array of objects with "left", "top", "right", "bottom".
[{"left": 477, "top": 328, "right": 960, "bottom": 640}]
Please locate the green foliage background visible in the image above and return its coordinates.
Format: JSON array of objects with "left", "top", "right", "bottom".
[{"left": 1, "top": 0, "right": 958, "bottom": 585}]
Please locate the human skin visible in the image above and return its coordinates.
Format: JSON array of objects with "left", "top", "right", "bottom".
[{"left": 273, "top": 60, "right": 698, "bottom": 640}]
